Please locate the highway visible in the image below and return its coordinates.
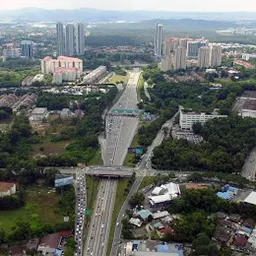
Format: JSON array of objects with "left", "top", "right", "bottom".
[
  {"left": 83, "top": 179, "right": 116, "bottom": 256},
  {"left": 83, "top": 69, "right": 141, "bottom": 256},
  {"left": 242, "top": 147, "right": 256, "bottom": 180}
]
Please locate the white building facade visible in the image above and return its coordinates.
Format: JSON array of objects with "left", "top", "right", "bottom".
[
  {"left": 179, "top": 109, "right": 227, "bottom": 130},
  {"left": 154, "top": 24, "right": 163, "bottom": 57}
]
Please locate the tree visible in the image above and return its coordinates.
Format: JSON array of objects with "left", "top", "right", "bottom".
[
  {"left": 128, "top": 192, "right": 145, "bottom": 208},
  {"left": 192, "top": 122, "right": 203, "bottom": 135}
]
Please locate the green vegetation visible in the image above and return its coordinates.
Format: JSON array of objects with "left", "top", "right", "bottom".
[
  {"left": 137, "top": 74, "right": 144, "bottom": 102},
  {"left": 153, "top": 116, "right": 256, "bottom": 173},
  {"left": 109, "top": 74, "right": 128, "bottom": 85},
  {"left": 84, "top": 176, "right": 100, "bottom": 238},
  {"left": 35, "top": 86, "right": 118, "bottom": 165},
  {"left": 0, "top": 185, "right": 75, "bottom": 242},
  {"left": 123, "top": 133, "right": 140, "bottom": 167},
  {"left": 128, "top": 191, "right": 145, "bottom": 208},
  {"left": 88, "top": 149, "right": 103, "bottom": 165},
  {"left": 0, "top": 59, "right": 40, "bottom": 87}
]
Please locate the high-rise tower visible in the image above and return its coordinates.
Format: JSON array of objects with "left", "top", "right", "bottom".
[
  {"left": 56, "top": 22, "right": 65, "bottom": 56},
  {"left": 154, "top": 24, "right": 163, "bottom": 57},
  {"left": 75, "top": 23, "right": 85, "bottom": 56},
  {"left": 65, "top": 24, "right": 75, "bottom": 57}
]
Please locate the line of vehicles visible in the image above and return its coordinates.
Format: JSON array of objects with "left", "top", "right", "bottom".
[{"left": 75, "top": 173, "right": 86, "bottom": 256}]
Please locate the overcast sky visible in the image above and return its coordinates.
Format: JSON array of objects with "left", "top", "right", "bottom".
[{"left": 1, "top": 0, "right": 256, "bottom": 12}]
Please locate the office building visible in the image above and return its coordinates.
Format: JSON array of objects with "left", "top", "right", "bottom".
[
  {"left": 56, "top": 22, "right": 65, "bottom": 56},
  {"left": 3, "top": 43, "right": 20, "bottom": 61},
  {"left": 187, "top": 39, "right": 208, "bottom": 58},
  {"left": 163, "top": 37, "right": 179, "bottom": 56},
  {"left": 21, "top": 40, "right": 34, "bottom": 58},
  {"left": 75, "top": 23, "right": 85, "bottom": 56},
  {"left": 154, "top": 24, "right": 163, "bottom": 57},
  {"left": 174, "top": 46, "right": 187, "bottom": 70},
  {"left": 210, "top": 45, "right": 222, "bottom": 67},
  {"left": 65, "top": 24, "right": 75, "bottom": 56},
  {"left": 179, "top": 109, "right": 227, "bottom": 130},
  {"left": 242, "top": 53, "right": 256, "bottom": 61},
  {"left": 198, "top": 46, "right": 211, "bottom": 68}
]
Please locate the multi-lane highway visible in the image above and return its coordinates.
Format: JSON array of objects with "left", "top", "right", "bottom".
[
  {"left": 83, "top": 69, "right": 141, "bottom": 256},
  {"left": 104, "top": 70, "right": 140, "bottom": 166},
  {"left": 83, "top": 180, "right": 116, "bottom": 256}
]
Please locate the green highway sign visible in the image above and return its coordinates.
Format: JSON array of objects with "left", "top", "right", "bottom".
[{"left": 86, "top": 209, "right": 91, "bottom": 215}]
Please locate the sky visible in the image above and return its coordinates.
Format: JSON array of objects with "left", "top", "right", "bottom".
[{"left": 1, "top": 0, "right": 256, "bottom": 12}]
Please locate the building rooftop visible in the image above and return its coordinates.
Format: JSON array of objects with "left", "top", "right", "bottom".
[
  {"left": 243, "top": 100, "right": 256, "bottom": 111},
  {"left": 38, "top": 233, "right": 61, "bottom": 249},
  {"left": 244, "top": 191, "right": 256, "bottom": 206},
  {"left": 185, "top": 184, "right": 208, "bottom": 190},
  {"left": 0, "top": 182, "right": 15, "bottom": 192},
  {"left": 32, "top": 107, "right": 47, "bottom": 115}
]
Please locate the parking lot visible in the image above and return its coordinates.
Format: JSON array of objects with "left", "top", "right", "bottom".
[{"left": 74, "top": 173, "right": 86, "bottom": 256}]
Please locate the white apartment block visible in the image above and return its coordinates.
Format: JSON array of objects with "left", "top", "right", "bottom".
[
  {"left": 210, "top": 45, "right": 222, "bottom": 67},
  {"left": 179, "top": 109, "right": 227, "bottom": 130},
  {"left": 174, "top": 46, "right": 187, "bottom": 70},
  {"left": 198, "top": 46, "right": 211, "bottom": 68},
  {"left": 163, "top": 37, "right": 179, "bottom": 56},
  {"left": 41, "top": 56, "right": 83, "bottom": 74}
]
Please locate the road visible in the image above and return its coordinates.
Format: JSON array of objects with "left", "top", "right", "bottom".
[
  {"left": 75, "top": 171, "right": 87, "bottom": 256},
  {"left": 242, "top": 147, "right": 256, "bottom": 180},
  {"left": 110, "top": 176, "right": 143, "bottom": 256},
  {"left": 138, "top": 106, "right": 181, "bottom": 170},
  {"left": 83, "top": 69, "right": 141, "bottom": 256},
  {"left": 83, "top": 179, "right": 116, "bottom": 256}
]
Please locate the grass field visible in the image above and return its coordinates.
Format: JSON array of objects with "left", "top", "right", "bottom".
[
  {"left": 106, "top": 179, "right": 129, "bottom": 256},
  {"left": 109, "top": 74, "right": 128, "bottom": 85},
  {"left": 88, "top": 149, "right": 103, "bottom": 165},
  {"left": 83, "top": 176, "right": 100, "bottom": 239},
  {"left": 123, "top": 133, "right": 140, "bottom": 167},
  {"left": 32, "top": 139, "right": 71, "bottom": 157},
  {"left": 138, "top": 176, "right": 157, "bottom": 190},
  {"left": 137, "top": 74, "right": 144, "bottom": 102},
  {"left": 0, "top": 185, "right": 62, "bottom": 233}
]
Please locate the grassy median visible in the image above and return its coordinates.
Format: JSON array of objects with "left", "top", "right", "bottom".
[
  {"left": 83, "top": 176, "right": 100, "bottom": 239},
  {"left": 106, "top": 179, "right": 129, "bottom": 256}
]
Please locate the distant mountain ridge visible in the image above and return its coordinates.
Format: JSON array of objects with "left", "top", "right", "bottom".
[{"left": 0, "top": 8, "right": 256, "bottom": 22}]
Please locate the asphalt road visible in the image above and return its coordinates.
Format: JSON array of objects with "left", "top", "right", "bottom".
[
  {"left": 75, "top": 171, "right": 87, "bottom": 256},
  {"left": 242, "top": 147, "right": 256, "bottom": 180},
  {"left": 83, "top": 180, "right": 116, "bottom": 256},
  {"left": 110, "top": 176, "right": 143, "bottom": 256},
  {"left": 83, "top": 69, "right": 141, "bottom": 256}
]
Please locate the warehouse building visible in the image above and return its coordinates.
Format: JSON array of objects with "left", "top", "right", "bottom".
[{"left": 82, "top": 66, "right": 107, "bottom": 84}]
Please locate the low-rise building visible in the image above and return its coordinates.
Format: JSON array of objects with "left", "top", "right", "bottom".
[
  {"left": 60, "top": 108, "right": 74, "bottom": 119},
  {"left": 82, "top": 66, "right": 107, "bottom": 84},
  {"left": 0, "top": 182, "right": 16, "bottom": 197},
  {"left": 30, "top": 107, "right": 48, "bottom": 121},
  {"left": 179, "top": 109, "right": 227, "bottom": 130}
]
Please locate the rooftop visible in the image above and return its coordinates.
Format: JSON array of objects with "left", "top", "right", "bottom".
[
  {"left": 244, "top": 191, "right": 256, "bottom": 206},
  {"left": 185, "top": 184, "right": 208, "bottom": 190},
  {"left": 32, "top": 107, "right": 47, "bottom": 115},
  {"left": 0, "top": 182, "right": 15, "bottom": 192},
  {"left": 243, "top": 100, "right": 256, "bottom": 111},
  {"left": 38, "top": 233, "right": 61, "bottom": 249}
]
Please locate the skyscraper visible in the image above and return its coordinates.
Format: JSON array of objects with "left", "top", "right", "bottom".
[
  {"left": 187, "top": 40, "right": 208, "bottom": 58},
  {"left": 210, "top": 45, "right": 222, "bottom": 67},
  {"left": 21, "top": 40, "right": 34, "bottom": 58},
  {"left": 56, "top": 22, "right": 65, "bottom": 56},
  {"left": 198, "top": 46, "right": 211, "bottom": 68},
  {"left": 174, "top": 46, "right": 187, "bottom": 70},
  {"left": 163, "top": 37, "right": 179, "bottom": 56},
  {"left": 75, "top": 23, "right": 85, "bottom": 56},
  {"left": 65, "top": 24, "right": 75, "bottom": 57},
  {"left": 154, "top": 24, "right": 163, "bottom": 57}
]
